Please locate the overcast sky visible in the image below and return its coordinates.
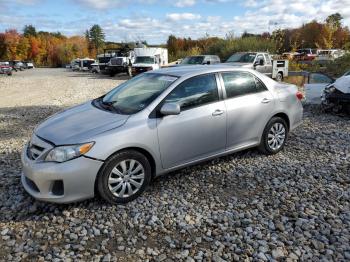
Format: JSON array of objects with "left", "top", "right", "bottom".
[{"left": 0, "top": 0, "right": 349, "bottom": 44}]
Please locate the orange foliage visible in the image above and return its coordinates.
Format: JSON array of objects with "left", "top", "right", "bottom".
[{"left": 0, "top": 29, "right": 91, "bottom": 67}]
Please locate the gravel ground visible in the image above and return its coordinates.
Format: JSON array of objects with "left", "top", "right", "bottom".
[{"left": 0, "top": 69, "right": 349, "bottom": 261}]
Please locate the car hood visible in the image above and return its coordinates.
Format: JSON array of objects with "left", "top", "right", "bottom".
[
  {"left": 223, "top": 62, "right": 253, "bottom": 68},
  {"left": 334, "top": 75, "right": 350, "bottom": 93},
  {"left": 35, "top": 101, "right": 129, "bottom": 145},
  {"left": 133, "top": 63, "right": 154, "bottom": 67}
]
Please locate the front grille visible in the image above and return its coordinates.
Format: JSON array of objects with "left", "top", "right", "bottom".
[
  {"left": 135, "top": 67, "right": 148, "bottom": 73},
  {"left": 110, "top": 58, "right": 123, "bottom": 66},
  {"left": 27, "top": 143, "right": 45, "bottom": 160}
]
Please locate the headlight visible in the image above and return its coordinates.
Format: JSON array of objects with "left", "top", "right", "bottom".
[
  {"left": 325, "top": 84, "right": 335, "bottom": 93},
  {"left": 328, "top": 86, "right": 336, "bottom": 93},
  {"left": 45, "top": 142, "right": 94, "bottom": 163}
]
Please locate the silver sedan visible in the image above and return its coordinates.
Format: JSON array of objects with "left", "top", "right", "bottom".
[{"left": 21, "top": 66, "right": 303, "bottom": 204}]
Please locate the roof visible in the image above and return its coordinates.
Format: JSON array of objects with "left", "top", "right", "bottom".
[{"left": 150, "top": 64, "right": 256, "bottom": 77}]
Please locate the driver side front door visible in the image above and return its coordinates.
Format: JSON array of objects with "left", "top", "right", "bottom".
[{"left": 156, "top": 74, "right": 227, "bottom": 169}]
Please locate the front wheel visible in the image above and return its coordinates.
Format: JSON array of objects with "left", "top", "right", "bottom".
[
  {"left": 258, "top": 117, "right": 288, "bottom": 155},
  {"left": 97, "top": 150, "right": 152, "bottom": 204}
]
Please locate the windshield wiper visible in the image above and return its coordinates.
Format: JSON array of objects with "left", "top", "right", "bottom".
[{"left": 100, "top": 100, "right": 122, "bottom": 114}]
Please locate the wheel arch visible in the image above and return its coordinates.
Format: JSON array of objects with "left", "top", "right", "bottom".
[
  {"left": 272, "top": 112, "right": 290, "bottom": 131},
  {"left": 94, "top": 146, "right": 157, "bottom": 195}
]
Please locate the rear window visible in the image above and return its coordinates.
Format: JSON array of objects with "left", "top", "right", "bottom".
[{"left": 222, "top": 72, "right": 267, "bottom": 98}]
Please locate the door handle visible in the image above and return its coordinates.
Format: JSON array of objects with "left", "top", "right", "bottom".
[
  {"left": 261, "top": 98, "right": 271, "bottom": 104},
  {"left": 212, "top": 109, "right": 224, "bottom": 116}
]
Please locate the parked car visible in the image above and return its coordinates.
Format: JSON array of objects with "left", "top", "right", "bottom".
[
  {"left": 24, "top": 61, "right": 35, "bottom": 69},
  {"left": 71, "top": 58, "right": 95, "bottom": 71},
  {"left": 281, "top": 52, "right": 300, "bottom": 60},
  {"left": 9, "top": 60, "right": 25, "bottom": 71},
  {"left": 224, "top": 52, "right": 288, "bottom": 81},
  {"left": 0, "top": 62, "right": 12, "bottom": 76},
  {"left": 304, "top": 72, "right": 335, "bottom": 104},
  {"left": 316, "top": 49, "right": 345, "bottom": 62},
  {"left": 296, "top": 48, "right": 317, "bottom": 61},
  {"left": 304, "top": 72, "right": 350, "bottom": 112},
  {"left": 21, "top": 66, "right": 303, "bottom": 204},
  {"left": 176, "top": 55, "right": 221, "bottom": 66},
  {"left": 322, "top": 75, "right": 350, "bottom": 113}
]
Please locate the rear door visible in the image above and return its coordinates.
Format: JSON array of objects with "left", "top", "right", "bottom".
[
  {"left": 157, "top": 74, "right": 226, "bottom": 169},
  {"left": 220, "top": 71, "right": 275, "bottom": 149}
]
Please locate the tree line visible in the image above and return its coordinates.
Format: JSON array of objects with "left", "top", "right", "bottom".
[
  {"left": 0, "top": 24, "right": 109, "bottom": 67},
  {"left": 167, "top": 13, "right": 350, "bottom": 61},
  {"left": 0, "top": 13, "right": 349, "bottom": 67}
]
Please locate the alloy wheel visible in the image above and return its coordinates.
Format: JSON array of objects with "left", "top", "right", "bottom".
[
  {"left": 108, "top": 159, "right": 145, "bottom": 198},
  {"left": 267, "top": 123, "right": 286, "bottom": 151}
]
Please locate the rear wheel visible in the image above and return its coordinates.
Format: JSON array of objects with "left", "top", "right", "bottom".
[
  {"left": 97, "top": 150, "right": 151, "bottom": 204},
  {"left": 276, "top": 72, "right": 283, "bottom": 82},
  {"left": 258, "top": 117, "right": 288, "bottom": 155}
]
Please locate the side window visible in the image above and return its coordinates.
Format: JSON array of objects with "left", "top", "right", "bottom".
[
  {"left": 308, "top": 73, "right": 333, "bottom": 84},
  {"left": 164, "top": 74, "right": 219, "bottom": 111},
  {"left": 264, "top": 54, "right": 271, "bottom": 64},
  {"left": 255, "top": 76, "right": 268, "bottom": 92},
  {"left": 256, "top": 54, "right": 264, "bottom": 64},
  {"left": 222, "top": 72, "right": 265, "bottom": 98}
]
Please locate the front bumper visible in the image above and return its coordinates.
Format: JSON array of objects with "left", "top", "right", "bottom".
[
  {"left": 107, "top": 65, "right": 127, "bottom": 73},
  {"left": 132, "top": 67, "right": 152, "bottom": 76},
  {"left": 21, "top": 143, "right": 103, "bottom": 203}
]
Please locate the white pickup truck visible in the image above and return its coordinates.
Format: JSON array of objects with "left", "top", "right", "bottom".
[{"left": 224, "top": 52, "right": 288, "bottom": 82}]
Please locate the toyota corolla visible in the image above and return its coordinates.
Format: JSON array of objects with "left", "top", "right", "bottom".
[{"left": 21, "top": 66, "right": 303, "bottom": 204}]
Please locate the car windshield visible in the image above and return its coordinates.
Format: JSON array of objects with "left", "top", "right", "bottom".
[
  {"left": 226, "top": 53, "right": 256, "bottom": 63},
  {"left": 97, "top": 73, "right": 178, "bottom": 114},
  {"left": 180, "top": 56, "right": 204, "bottom": 65},
  {"left": 98, "top": 57, "right": 112, "bottom": 63},
  {"left": 135, "top": 56, "right": 154, "bottom": 64}
]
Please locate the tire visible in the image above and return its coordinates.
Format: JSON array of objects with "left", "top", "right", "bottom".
[
  {"left": 258, "top": 117, "right": 288, "bottom": 155},
  {"left": 97, "top": 150, "right": 152, "bottom": 204},
  {"left": 276, "top": 72, "right": 283, "bottom": 82},
  {"left": 109, "top": 72, "right": 116, "bottom": 77}
]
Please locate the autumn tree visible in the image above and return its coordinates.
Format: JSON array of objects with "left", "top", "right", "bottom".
[
  {"left": 16, "top": 37, "right": 30, "bottom": 60},
  {"left": 0, "top": 33, "right": 6, "bottom": 59},
  {"left": 4, "top": 29, "right": 20, "bottom": 60}
]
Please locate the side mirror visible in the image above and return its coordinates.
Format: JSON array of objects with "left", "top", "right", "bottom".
[
  {"left": 206, "top": 61, "right": 210, "bottom": 65},
  {"left": 160, "top": 103, "right": 180, "bottom": 116}
]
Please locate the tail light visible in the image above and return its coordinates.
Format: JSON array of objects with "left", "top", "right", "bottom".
[{"left": 296, "top": 91, "right": 303, "bottom": 100}]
